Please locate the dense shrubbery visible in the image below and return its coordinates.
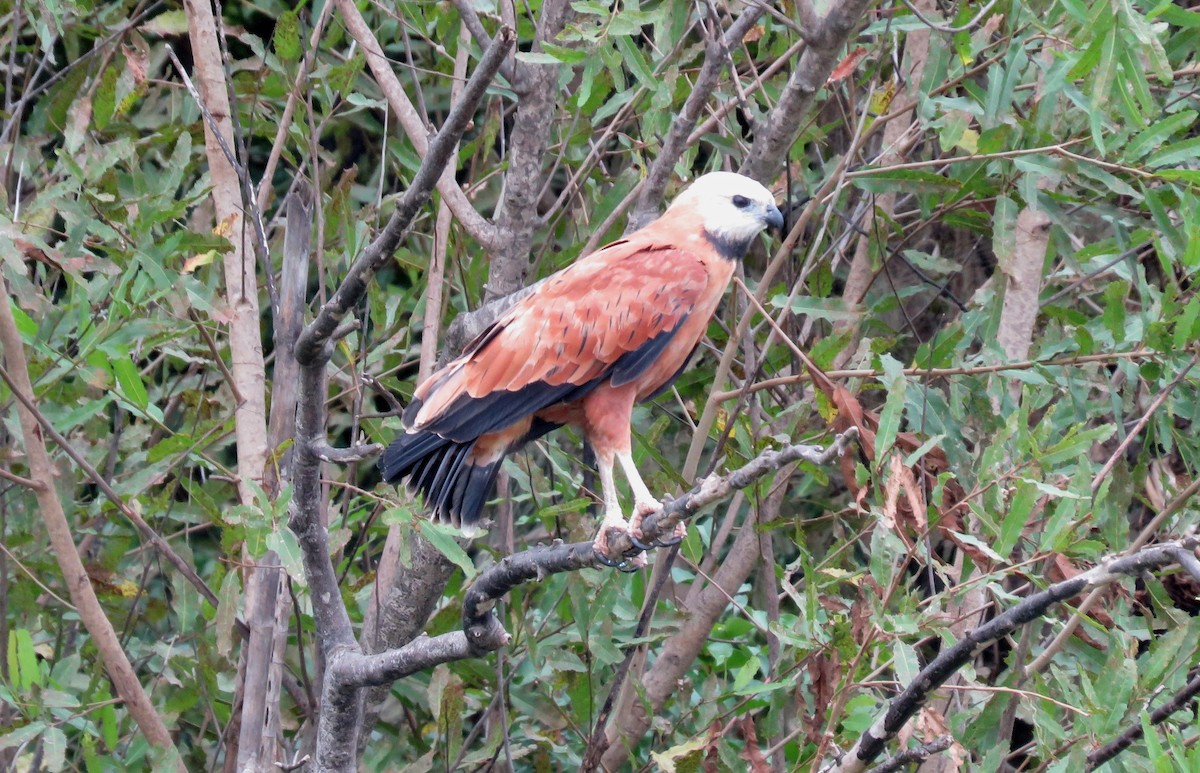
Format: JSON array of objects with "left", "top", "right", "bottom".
[{"left": 2, "top": 0, "right": 1200, "bottom": 770}]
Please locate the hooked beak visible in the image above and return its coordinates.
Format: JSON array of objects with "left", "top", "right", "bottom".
[{"left": 763, "top": 203, "right": 785, "bottom": 235}]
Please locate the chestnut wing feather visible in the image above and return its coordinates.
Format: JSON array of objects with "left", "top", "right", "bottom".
[{"left": 408, "top": 243, "right": 709, "bottom": 440}]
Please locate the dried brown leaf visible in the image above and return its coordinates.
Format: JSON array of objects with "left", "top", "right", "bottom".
[
  {"left": 828, "top": 47, "right": 867, "bottom": 84},
  {"left": 738, "top": 716, "right": 770, "bottom": 773}
]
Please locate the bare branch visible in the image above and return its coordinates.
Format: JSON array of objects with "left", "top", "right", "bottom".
[
  {"left": 1085, "top": 664, "right": 1200, "bottom": 770},
  {"left": 236, "top": 189, "right": 315, "bottom": 771},
  {"left": 448, "top": 0, "right": 516, "bottom": 83},
  {"left": 484, "top": 0, "right": 573, "bottom": 299},
  {"left": 897, "top": 0, "right": 1001, "bottom": 33},
  {"left": 0, "top": 282, "right": 184, "bottom": 769},
  {"left": 827, "top": 537, "right": 1200, "bottom": 773},
  {"left": 0, "top": 358, "right": 224, "bottom": 614},
  {"left": 626, "top": 5, "right": 768, "bottom": 230},
  {"left": 334, "top": 0, "right": 501, "bottom": 249},
  {"left": 294, "top": 28, "right": 516, "bottom": 365},
  {"left": 462, "top": 431, "right": 857, "bottom": 647},
  {"left": 741, "top": 0, "right": 874, "bottom": 183},
  {"left": 864, "top": 737, "right": 953, "bottom": 773},
  {"left": 312, "top": 442, "right": 384, "bottom": 464}
]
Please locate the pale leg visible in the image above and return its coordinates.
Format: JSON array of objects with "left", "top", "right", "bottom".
[
  {"left": 593, "top": 454, "right": 646, "bottom": 567},
  {"left": 617, "top": 451, "right": 684, "bottom": 543}
]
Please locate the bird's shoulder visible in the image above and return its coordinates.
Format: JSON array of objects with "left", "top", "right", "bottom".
[{"left": 527, "top": 237, "right": 711, "bottom": 305}]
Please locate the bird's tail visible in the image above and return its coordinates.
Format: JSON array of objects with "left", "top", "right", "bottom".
[{"left": 379, "top": 431, "right": 500, "bottom": 534}]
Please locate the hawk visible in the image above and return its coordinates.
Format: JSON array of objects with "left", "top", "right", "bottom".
[{"left": 381, "top": 172, "right": 783, "bottom": 562}]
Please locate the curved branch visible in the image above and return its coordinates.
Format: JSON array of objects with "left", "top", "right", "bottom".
[
  {"left": 334, "top": 0, "right": 502, "bottom": 249},
  {"left": 294, "top": 28, "right": 516, "bottom": 365},
  {"left": 462, "top": 430, "right": 859, "bottom": 643},
  {"left": 1085, "top": 661, "right": 1200, "bottom": 770},
  {"left": 827, "top": 537, "right": 1200, "bottom": 773},
  {"left": 0, "top": 287, "right": 184, "bottom": 768}
]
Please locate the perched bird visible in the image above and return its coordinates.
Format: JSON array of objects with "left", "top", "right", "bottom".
[{"left": 381, "top": 172, "right": 783, "bottom": 563}]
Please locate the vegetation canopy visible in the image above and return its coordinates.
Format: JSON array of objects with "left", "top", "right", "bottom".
[{"left": 1, "top": 0, "right": 1200, "bottom": 771}]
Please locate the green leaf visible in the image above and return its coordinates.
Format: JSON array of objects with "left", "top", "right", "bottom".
[
  {"left": 875, "top": 354, "right": 907, "bottom": 459},
  {"left": 0, "top": 722, "right": 47, "bottom": 751},
  {"left": 1125, "top": 110, "right": 1197, "bottom": 161},
  {"left": 419, "top": 521, "right": 476, "bottom": 577},
  {"left": 539, "top": 42, "right": 588, "bottom": 64},
  {"left": 140, "top": 9, "right": 190, "bottom": 35},
  {"left": 273, "top": 10, "right": 301, "bottom": 61},
  {"left": 732, "top": 657, "right": 759, "bottom": 691},
  {"left": 892, "top": 640, "right": 920, "bottom": 685},
  {"left": 775, "top": 294, "right": 859, "bottom": 323},
  {"left": 1102, "top": 281, "right": 1128, "bottom": 342},
  {"left": 93, "top": 65, "right": 119, "bottom": 131},
  {"left": 996, "top": 479, "right": 1037, "bottom": 557},
  {"left": 42, "top": 726, "right": 67, "bottom": 771},
  {"left": 265, "top": 529, "right": 307, "bottom": 587},
  {"left": 215, "top": 570, "right": 241, "bottom": 656},
  {"left": 1175, "top": 295, "right": 1200, "bottom": 349},
  {"left": 650, "top": 737, "right": 709, "bottom": 773},
  {"left": 1040, "top": 424, "right": 1116, "bottom": 468},
  {"left": 1147, "top": 136, "right": 1200, "bottom": 169},
  {"left": 853, "top": 168, "right": 961, "bottom": 194},
  {"left": 8, "top": 628, "right": 41, "bottom": 692},
  {"left": 514, "top": 51, "right": 565, "bottom": 65},
  {"left": 992, "top": 196, "right": 1018, "bottom": 274}
]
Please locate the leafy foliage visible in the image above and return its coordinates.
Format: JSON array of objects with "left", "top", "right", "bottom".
[{"left": 1, "top": 0, "right": 1200, "bottom": 770}]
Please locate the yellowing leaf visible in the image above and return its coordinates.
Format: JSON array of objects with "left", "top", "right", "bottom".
[
  {"left": 870, "top": 80, "right": 896, "bottom": 115},
  {"left": 182, "top": 251, "right": 216, "bottom": 274},
  {"left": 956, "top": 127, "right": 979, "bottom": 154},
  {"left": 214, "top": 212, "right": 238, "bottom": 239}
]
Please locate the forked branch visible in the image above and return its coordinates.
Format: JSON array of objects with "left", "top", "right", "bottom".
[
  {"left": 827, "top": 537, "right": 1200, "bottom": 773},
  {"left": 285, "top": 29, "right": 515, "bottom": 773}
]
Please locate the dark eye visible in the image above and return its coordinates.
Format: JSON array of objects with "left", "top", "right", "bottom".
[{"left": 732, "top": 195, "right": 751, "bottom": 209}]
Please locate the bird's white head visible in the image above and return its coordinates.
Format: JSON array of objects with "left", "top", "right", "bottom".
[{"left": 667, "top": 171, "right": 785, "bottom": 259}]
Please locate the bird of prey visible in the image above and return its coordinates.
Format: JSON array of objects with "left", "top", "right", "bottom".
[{"left": 381, "top": 172, "right": 783, "bottom": 563}]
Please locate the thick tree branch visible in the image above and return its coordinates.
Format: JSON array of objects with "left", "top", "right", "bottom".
[
  {"left": 865, "top": 737, "right": 953, "bottom": 773},
  {"left": 485, "top": 0, "right": 573, "bottom": 299},
  {"left": 182, "top": 0, "right": 269, "bottom": 505},
  {"left": 827, "top": 537, "right": 1200, "bottom": 773},
  {"left": 462, "top": 431, "right": 858, "bottom": 652},
  {"left": 1085, "top": 662, "right": 1200, "bottom": 770},
  {"left": 741, "top": 0, "right": 875, "bottom": 183},
  {"left": 237, "top": 192, "right": 314, "bottom": 771},
  {"left": 286, "top": 30, "right": 514, "bottom": 773}
]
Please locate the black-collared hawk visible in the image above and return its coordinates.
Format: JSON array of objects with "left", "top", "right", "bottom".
[{"left": 381, "top": 172, "right": 783, "bottom": 562}]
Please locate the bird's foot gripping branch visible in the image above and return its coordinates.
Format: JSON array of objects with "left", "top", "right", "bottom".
[{"left": 461, "top": 428, "right": 860, "bottom": 646}]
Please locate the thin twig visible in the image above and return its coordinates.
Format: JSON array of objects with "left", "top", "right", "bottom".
[
  {"left": 710, "top": 348, "right": 1178, "bottom": 402},
  {"left": 1091, "top": 351, "right": 1200, "bottom": 495},
  {"left": 0, "top": 361, "right": 226, "bottom": 616}
]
